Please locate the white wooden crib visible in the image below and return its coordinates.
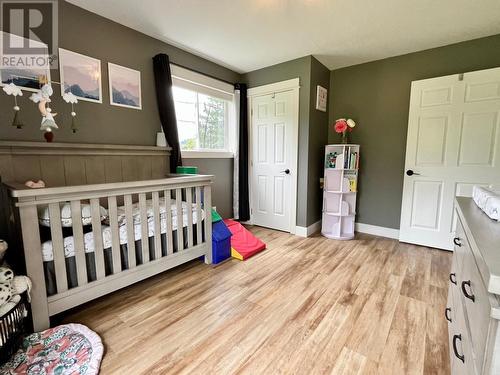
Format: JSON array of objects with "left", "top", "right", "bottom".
[
  {"left": 5, "top": 175, "right": 213, "bottom": 331},
  {"left": 0, "top": 142, "right": 214, "bottom": 331}
]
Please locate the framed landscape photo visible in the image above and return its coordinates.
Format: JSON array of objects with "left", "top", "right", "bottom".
[
  {"left": 1, "top": 66, "right": 51, "bottom": 92},
  {"left": 1, "top": 33, "right": 51, "bottom": 92},
  {"left": 108, "top": 63, "right": 142, "bottom": 110},
  {"left": 59, "top": 48, "right": 102, "bottom": 103}
]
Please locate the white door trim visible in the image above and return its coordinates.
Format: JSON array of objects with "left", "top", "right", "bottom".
[
  {"left": 247, "top": 78, "right": 300, "bottom": 234},
  {"left": 248, "top": 78, "right": 300, "bottom": 97}
]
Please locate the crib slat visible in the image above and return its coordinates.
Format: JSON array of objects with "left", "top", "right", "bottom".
[
  {"left": 70, "top": 200, "right": 87, "bottom": 286},
  {"left": 138, "top": 193, "right": 150, "bottom": 263},
  {"left": 90, "top": 199, "right": 106, "bottom": 279},
  {"left": 48, "top": 203, "right": 68, "bottom": 293},
  {"left": 18, "top": 202, "right": 49, "bottom": 331},
  {"left": 186, "top": 188, "right": 194, "bottom": 248},
  {"left": 152, "top": 191, "right": 162, "bottom": 260},
  {"left": 124, "top": 194, "right": 137, "bottom": 269},
  {"left": 175, "top": 188, "right": 184, "bottom": 251},
  {"left": 195, "top": 187, "right": 202, "bottom": 245},
  {"left": 107, "top": 196, "right": 121, "bottom": 274},
  {"left": 164, "top": 190, "right": 173, "bottom": 255},
  {"left": 204, "top": 185, "right": 213, "bottom": 264}
]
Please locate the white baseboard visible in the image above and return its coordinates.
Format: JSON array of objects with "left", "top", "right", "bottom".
[
  {"left": 295, "top": 221, "right": 399, "bottom": 240},
  {"left": 295, "top": 220, "right": 322, "bottom": 237},
  {"left": 355, "top": 222, "right": 400, "bottom": 240}
]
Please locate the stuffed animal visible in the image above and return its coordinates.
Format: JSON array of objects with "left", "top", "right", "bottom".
[{"left": 0, "top": 266, "right": 31, "bottom": 317}]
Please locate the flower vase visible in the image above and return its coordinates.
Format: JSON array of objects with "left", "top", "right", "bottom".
[{"left": 341, "top": 131, "right": 349, "bottom": 144}]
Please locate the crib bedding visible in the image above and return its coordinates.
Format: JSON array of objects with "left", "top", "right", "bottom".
[
  {"left": 39, "top": 198, "right": 205, "bottom": 296},
  {"left": 41, "top": 200, "right": 205, "bottom": 262},
  {"left": 38, "top": 203, "right": 108, "bottom": 228}
]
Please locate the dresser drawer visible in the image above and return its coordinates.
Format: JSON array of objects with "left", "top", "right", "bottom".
[
  {"left": 446, "top": 287, "right": 458, "bottom": 372},
  {"left": 448, "top": 286, "right": 479, "bottom": 375},
  {"left": 451, "top": 198, "right": 500, "bottom": 375},
  {"left": 459, "top": 246, "right": 492, "bottom": 374}
]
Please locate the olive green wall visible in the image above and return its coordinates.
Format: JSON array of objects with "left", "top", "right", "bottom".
[
  {"left": 186, "top": 158, "right": 233, "bottom": 218},
  {"left": 0, "top": 0, "right": 239, "bottom": 143},
  {"left": 242, "top": 55, "right": 330, "bottom": 228},
  {"left": 307, "top": 57, "right": 330, "bottom": 226},
  {"left": 329, "top": 34, "right": 500, "bottom": 229},
  {"left": 0, "top": 0, "right": 239, "bottom": 216},
  {"left": 6, "top": 1, "right": 498, "bottom": 230}
]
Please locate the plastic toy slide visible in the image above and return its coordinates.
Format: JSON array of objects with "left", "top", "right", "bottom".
[{"left": 223, "top": 219, "right": 266, "bottom": 260}]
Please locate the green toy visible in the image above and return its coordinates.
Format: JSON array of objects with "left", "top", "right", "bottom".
[{"left": 211, "top": 208, "right": 222, "bottom": 223}]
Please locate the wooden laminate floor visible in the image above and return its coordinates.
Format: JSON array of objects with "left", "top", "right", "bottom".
[{"left": 61, "top": 227, "right": 452, "bottom": 375}]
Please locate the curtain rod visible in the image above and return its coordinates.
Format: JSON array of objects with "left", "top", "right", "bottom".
[{"left": 169, "top": 61, "right": 238, "bottom": 86}]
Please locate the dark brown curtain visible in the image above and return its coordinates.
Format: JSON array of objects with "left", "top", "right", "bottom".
[
  {"left": 153, "top": 54, "right": 182, "bottom": 172},
  {"left": 235, "top": 83, "right": 250, "bottom": 221}
]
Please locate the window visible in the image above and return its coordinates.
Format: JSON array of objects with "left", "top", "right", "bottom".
[
  {"left": 170, "top": 64, "right": 235, "bottom": 157},
  {"left": 173, "top": 86, "right": 228, "bottom": 151}
]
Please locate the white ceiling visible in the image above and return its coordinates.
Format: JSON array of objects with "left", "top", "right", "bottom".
[{"left": 67, "top": 0, "right": 500, "bottom": 73}]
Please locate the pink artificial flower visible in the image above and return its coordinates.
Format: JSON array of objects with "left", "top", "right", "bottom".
[{"left": 334, "top": 119, "right": 348, "bottom": 134}]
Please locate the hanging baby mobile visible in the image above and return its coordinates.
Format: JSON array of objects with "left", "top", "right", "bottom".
[
  {"left": 62, "top": 92, "right": 79, "bottom": 133},
  {"left": 30, "top": 84, "right": 58, "bottom": 142},
  {"left": 1, "top": 78, "right": 79, "bottom": 142},
  {"left": 2, "top": 83, "right": 24, "bottom": 129}
]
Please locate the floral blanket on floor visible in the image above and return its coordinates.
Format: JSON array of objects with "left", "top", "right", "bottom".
[{"left": 0, "top": 324, "right": 103, "bottom": 375}]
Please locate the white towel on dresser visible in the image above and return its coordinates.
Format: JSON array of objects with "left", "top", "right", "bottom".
[
  {"left": 472, "top": 185, "right": 500, "bottom": 221},
  {"left": 484, "top": 196, "right": 500, "bottom": 221}
]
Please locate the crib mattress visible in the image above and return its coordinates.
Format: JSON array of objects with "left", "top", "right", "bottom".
[{"left": 41, "top": 201, "right": 205, "bottom": 262}]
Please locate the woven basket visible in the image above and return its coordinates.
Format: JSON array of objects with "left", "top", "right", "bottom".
[{"left": 0, "top": 296, "right": 27, "bottom": 363}]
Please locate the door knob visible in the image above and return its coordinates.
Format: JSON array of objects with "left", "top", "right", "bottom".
[
  {"left": 406, "top": 169, "right": 420, "bottom": 176},
  {"left": 281, "top": 169, "right": 290, "bottom": 175}
]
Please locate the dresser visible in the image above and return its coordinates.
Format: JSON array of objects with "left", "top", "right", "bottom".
[{"left": 448, "top": 197, "right": 500, "bottom": 374}]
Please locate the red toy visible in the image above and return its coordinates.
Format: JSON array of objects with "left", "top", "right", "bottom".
[{"left": 223, "top": 219, "right": 266, "bottom": 260}]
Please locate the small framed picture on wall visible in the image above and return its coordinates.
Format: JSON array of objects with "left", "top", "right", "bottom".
[
  {"left": 316, "top": 85, "right": 327, "bottom": 112},
  {"left": 1, "top": 33, "right": 51, "bottom": 92},
  {"left": 108, "top": 63, "right": 142, "bottom": 110},
  {"left": 59, "top": 48, "right": 103, "bottom": 103}
]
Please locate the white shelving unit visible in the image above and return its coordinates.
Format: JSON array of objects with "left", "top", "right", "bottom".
[{"left": 321, "top": 144, "right": 360, "bottom": 240}]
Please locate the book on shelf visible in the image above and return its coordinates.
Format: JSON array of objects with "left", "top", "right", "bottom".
[
  {"left": 336, "top": 153, "right": 344, "bottom": 169},
  {"left": 345, "top": 148, "right": 359, "bottom": 170},
  {"left": 325, "top": 146, "right": 359, "bottom": 170},
  {"left": 325, "top": 152, "right": 338, "bottom": 168},
  {"left": 349, "top": 178, "right": 357, "bottom": 192},
  {"left": 344, "top": 170, "right": 357, "bottom": 192}
]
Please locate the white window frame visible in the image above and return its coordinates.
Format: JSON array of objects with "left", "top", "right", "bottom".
[{"left": 171, "top": 64, "right": 236, "bottom": 159}]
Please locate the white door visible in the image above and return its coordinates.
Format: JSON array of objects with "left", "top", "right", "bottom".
[
  {"left": 400, "top": 67, "right": 500, "bottom": 250},
  {"left": 251, "top": 90, "right": 295, "bottom": 232}
]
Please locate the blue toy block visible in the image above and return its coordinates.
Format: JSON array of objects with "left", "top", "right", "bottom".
[{"left": 212, "top": 220, "right": 232, "bottom": 264}]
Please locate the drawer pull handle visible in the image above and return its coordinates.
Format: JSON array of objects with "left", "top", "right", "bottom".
[
  {"left": 453, "top": 237, "right": 462, "bottom": 247},
  {"left": 461, "top": 280, "right": 475, "bottom": 302},
  {"left": 445, "top": 307, "right": 452, "bottom": 323},
  {"left": 449, "top": 273, "right": 457, "bottom": 285},
  {"left": 452, "top": 334, "right": 465, "bottom": 363}
]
